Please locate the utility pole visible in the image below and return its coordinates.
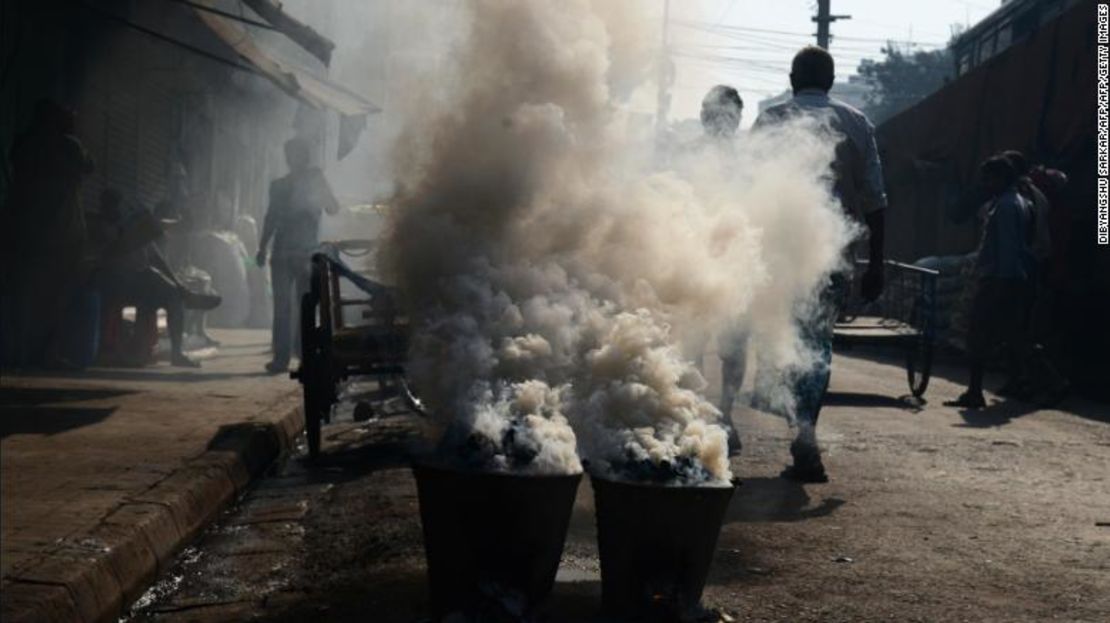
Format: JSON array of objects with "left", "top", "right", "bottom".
[{"left": 812, "top": 0, "right": 851, "bottom": 49}]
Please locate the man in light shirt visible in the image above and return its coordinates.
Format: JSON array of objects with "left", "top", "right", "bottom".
[
  {"left": 697, "top": 84, "right": 747, "bottom": 456},
  {"left": 752, "top": 46, "right": 887, "bottom": 483}
]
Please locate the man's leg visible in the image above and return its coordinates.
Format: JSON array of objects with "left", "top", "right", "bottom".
[
  {"left": 133, "top": 304, "right": 159, "bottom": 365},
  {"left": 268, "top": 257, "right": 293, "bottom": 371},
  {"left": 998, "top": 281, "right": 1035, "bottom": 398},
  {"left": 718, "top": 326, "right": 749, "bottom": 456},
  {"left": 946, "top": 279, "right": 993, "bottom": 408},
  {"left": 784, "top": 328, "right": 833, "bottom": 482},
  {"left": 165, "top": 297, "right": 197, "bottom": 368},
  {"left": 137, "top": 269, "right": 198, "bottom": 368},
  {"left": 783, "top": 275, "right": 844, "bottom": 483}
]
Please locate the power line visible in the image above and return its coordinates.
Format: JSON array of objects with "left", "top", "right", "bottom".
[
  {"left": 675, "top": 19, "right": 946, "bottom": 48},
  {"left": 677, "top": 27, "right": 891, "bottom": 56},
  {"left": 674, "top": 43, "right": 880, "bottom": 61}
]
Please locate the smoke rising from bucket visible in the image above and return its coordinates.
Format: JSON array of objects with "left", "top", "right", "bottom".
[{"left": 383, "top": 0, "right": 855, "bottom": 485}]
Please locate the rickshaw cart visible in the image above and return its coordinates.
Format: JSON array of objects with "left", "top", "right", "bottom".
[
  {"left": 292, "top": 241, "right": 416, "bottom": 458},
  {"left": 833, "top": 259, "right": 939, "bottom": 399}
]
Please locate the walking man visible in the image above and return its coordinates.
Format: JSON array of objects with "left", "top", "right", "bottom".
[
  {"left": 752, "top": 46, "right": 887, "bottom": 482},
  {"left": 697, "top": 84, "right": 747, "bottom": 456},
  {"left": 256, "top": 138, "right": 340, "bottom": 374}
]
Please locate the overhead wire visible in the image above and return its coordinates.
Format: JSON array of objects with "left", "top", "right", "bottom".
[{"left": 674, "top": 19, "right": 946, "bottom": 48}]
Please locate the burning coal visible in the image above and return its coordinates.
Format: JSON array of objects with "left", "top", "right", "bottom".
[{"left": 383, "top": 0, "right": 855, "bottom": 485}]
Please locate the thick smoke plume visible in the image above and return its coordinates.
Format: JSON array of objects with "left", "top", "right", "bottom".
[{"left": 383, "top": 0, "right": 855, "bottom": 485}]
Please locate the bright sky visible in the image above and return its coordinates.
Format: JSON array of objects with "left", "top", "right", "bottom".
[{"left": 666, "top": 0, "right": 1000, "bottom": 125}]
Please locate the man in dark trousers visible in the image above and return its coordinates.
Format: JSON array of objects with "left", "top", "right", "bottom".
[
  {"left": 256, "top": 138, "right": 340, "bottom": 374},
  {"left": 752, "top": 46, "right": 887, "bottom": 483},
  {"left": 945, "top": 157, "right": 1034, "bottom": 409}
]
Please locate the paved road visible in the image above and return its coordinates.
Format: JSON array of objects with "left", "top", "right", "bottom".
[{"left": 125, "top": 347, "right": 1110, "bottom": 622}]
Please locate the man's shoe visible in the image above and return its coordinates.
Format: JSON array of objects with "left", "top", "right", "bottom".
[
  {"left": 171, "top": 353, "right": 201, "bottom": 368},
  {"left": 182, "top": 290, "right": 222, "bottom": 311},
  {"left": 785, "top": 437, "right": 828, "bottom": 483},
  {"left": 943, "top": 392, "right": 986, "bottom": 409},
  {"left": 265, "top": 359, "right": 288, "bottom": 374}
]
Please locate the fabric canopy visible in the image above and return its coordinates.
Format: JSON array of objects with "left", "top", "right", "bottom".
[
  {"left": 241, "top": 0, "right": 335, "bottom": 67},
  {"left": 193, "top": 5, "right": 379, "bottom": 117}
]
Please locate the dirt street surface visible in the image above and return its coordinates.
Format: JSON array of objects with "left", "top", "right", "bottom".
[{"left": 125, "top": 347, "right": 1110, "bottom": 623}]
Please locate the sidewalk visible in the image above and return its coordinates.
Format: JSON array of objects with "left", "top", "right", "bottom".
[{"left": 0, "top": 329, "right": 304, "bottom": 623}]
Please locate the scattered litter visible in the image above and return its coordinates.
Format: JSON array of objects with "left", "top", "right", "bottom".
[
  {"left": 991, "top": 440, "right": 1021, "bottom": 447},
  {"left": 1096, "top": 522, "right": 1110, "bottom": 527},
  {"left": 832, "top": 556, "right": 854, "bottom": 563},
  {"left": 745, "top": 566, "right": 770, "bottom": 576}
]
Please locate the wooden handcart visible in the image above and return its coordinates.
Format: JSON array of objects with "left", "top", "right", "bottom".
[{"left": 291, "top": 240, "right": 419, "bottom": 458}]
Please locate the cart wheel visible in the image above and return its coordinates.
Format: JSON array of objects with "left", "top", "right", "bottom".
[
  {"left": 300, "top": 292, "right": 324, "bottom": 459},
  {"left": 906, "top": 306, "right": 933, "bottom": 398}
]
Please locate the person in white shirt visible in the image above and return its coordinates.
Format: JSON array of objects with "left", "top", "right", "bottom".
[
  {"left": 751, "top": 46, "right": 887, "bottom": 483},
  {"left": 698, "top": 85, "right": 747, "bottom": 456}
]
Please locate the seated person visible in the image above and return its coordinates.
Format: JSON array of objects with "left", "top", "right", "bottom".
[{"left": 89, "top": 189, "right": 221, "bottom": 367}]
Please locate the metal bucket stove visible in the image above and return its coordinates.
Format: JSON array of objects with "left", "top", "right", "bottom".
[
  {"left": 591, "top": 475, "right": 735, "bottom": 619},
  {"left": 414, "top": 463, "right": 582, "bottom": 618}
]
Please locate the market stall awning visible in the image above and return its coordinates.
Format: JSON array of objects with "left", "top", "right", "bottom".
[
  {"left": 193, "top": 6, "right": 379, "bottom": 117},
  {"left": 241, "top": 0, "right": 335, "bottom": 67}
]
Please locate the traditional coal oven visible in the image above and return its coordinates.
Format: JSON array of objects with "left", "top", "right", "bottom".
[
  {"left": 591, "top": 474, "right": 735, "bottom": 620},
  {"left": 413, "top": 463, "right": 581, "bottom": 619}
]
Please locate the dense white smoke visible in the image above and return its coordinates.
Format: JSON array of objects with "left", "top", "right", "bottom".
[{"left": 383, "top": 0, "right": 855, "bottom": 485}]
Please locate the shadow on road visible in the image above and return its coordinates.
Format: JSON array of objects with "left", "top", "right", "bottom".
[
  {"left": 0, "top": 405, "right": 118, "bottom": 438},
  {"left": 725, "top": 477, "right": 845, "bottom": 523},
  {"left": 838, "top": 344, "right": 1110, "bottom": 426},
  {"left": 824, "top": 391, "right": 924, "bottom": 411},
  {"left": 11, "top": 367, "right": 276, "bottom": 384},
  {"left": 0, "top": 385, "right": 134, "bottom": 404},
  {"left": 0, "top": 386, "right": 128, "bottom": 438},
  {"left": 954, "top": 398, "right": 1039, "bottom": 428}
]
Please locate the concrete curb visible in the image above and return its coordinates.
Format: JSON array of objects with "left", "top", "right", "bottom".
[{"left": 0, "top": 396, "right": 303, "bottom": 623}]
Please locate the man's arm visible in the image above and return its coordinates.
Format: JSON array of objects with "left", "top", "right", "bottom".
[
  {"left": 859, "top": 117, "right": 887, "bottom": 216},
  {"left": 865, "top": 209, "right": 885, "bottom": 265},
  {"left": 314, "top": 170, "right": 340, "bottom": 216},
  {"left": 859, "top": 118, "right": 887, "bottom": 302}
]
